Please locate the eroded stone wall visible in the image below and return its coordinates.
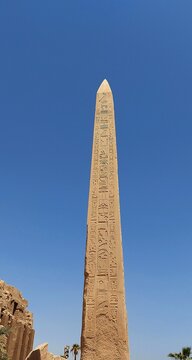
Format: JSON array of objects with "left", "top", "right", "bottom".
[
  {"left": 26, "top": 343, "right": 62, "bottom": 360},
  {"left": 0, "top": 280, "right": 35, "bottom": 360}
]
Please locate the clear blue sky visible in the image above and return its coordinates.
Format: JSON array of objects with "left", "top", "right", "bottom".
[{"left": 0, "top": 1, "right": 192, "bottom": 359}]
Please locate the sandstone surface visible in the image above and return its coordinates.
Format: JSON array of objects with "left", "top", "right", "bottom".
[
  {"left": 80, "top": 80, "right": 129, "bottom": 360},
  {"left": 0, "top": 280, "right": 34, "bottom": 360},
  {"left": 26, "top": 343, "right": 63, "bottom": 360},
  {"left": 0, "top": 324, "right": 7, "bottom": 358}
]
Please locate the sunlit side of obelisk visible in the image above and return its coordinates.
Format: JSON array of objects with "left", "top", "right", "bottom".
[{"left": 80, "top": 80, "right": 129, "bottom": 360}]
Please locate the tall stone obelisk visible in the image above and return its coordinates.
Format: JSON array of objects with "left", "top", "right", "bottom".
[{"left": 81, "top": 80, "right": 129, "bottom": 360}]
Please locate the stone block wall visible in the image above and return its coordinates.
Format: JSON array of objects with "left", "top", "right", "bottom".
[{"left": 0, "top": 280, "right": 35, "bottom": 360}]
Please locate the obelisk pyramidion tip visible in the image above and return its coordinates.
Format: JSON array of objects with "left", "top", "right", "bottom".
[{"left": 97, "top": 79, "right": 112, "bottom": 93}]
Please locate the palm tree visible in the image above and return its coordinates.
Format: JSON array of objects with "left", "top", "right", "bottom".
[
  {"left": 70, "top": 344, "right": 80, "bottom": 360},
  {"left": 168, "top": 347, "right": 192, "bottom": 360}
]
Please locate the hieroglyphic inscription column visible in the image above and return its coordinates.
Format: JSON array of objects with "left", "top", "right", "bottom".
[{"left": 81, "top": 80, "right": 129, "bottom": 360}]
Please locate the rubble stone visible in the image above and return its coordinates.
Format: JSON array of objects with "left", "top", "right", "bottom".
[{"left": 26, "top": 343, "right": 63, "bottom": 360}]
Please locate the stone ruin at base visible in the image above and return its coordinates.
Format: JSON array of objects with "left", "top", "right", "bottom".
[
  {"left": 26, "top": 343, "right": 62, "bottom": 360},
  {"left": 0, "top": 280, "right": 63, "bottom": 360},
  {"left": 0, "top": 280, "right": 35, "bottom": 360}
]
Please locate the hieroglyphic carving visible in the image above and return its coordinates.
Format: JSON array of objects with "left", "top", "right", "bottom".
[{"left": 81, "top": 80, "right": 129, "bottom": 360}]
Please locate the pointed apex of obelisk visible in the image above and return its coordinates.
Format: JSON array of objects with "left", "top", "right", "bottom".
[{"left": 97, "top": 79, "right": 112, "bottom": 93}]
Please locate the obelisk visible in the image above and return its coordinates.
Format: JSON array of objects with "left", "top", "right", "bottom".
[{"left": 81, "top": 80, "right": 129, "bottom": 360}]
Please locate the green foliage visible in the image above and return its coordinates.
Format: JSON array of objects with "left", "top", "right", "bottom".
[
  {"left": 60, "top": 344, "right": 80, "bottom": 359},
  {"left": 70, "top": 344, "right": 80, "bottom": 360},
  {"left": 71, "top": 344, "right": 80, "bottom": 355},
  {"left": 168, "top": 347, "right": 192, "bottom": 360}
]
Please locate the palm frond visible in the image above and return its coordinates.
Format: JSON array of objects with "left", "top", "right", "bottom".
[
  {"left": 168, "top": 348, "right": 192, "bottom": 360},
  {"left": 168, "top": 353, "right": 182, "bottom": 359},
  {"left": 168, "top": 354, "right": 178, "bottom": 358},
  {"left": 182, "top": 347, "right": 191, "bottom": 358},
  {"left": 71, "top": 344, "right": 80, "bottom": 356}
]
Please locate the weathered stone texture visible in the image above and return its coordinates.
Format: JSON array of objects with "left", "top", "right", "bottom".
[
  {"left": 0, "top": 280, "right": 34, "bottom": 360},
  {"left": 26, "top": 343, "right": 63, "bottom": 360},
  {"left": 0, "top": 324, "right": 7, "bottom": 358},
  {"left": 81, "top": 80, "right": 129, "bottom": 360}
]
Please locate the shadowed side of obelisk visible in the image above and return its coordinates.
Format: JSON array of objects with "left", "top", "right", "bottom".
[{"left": 81, "top": 80, "right": 129, "bottom": 360}]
